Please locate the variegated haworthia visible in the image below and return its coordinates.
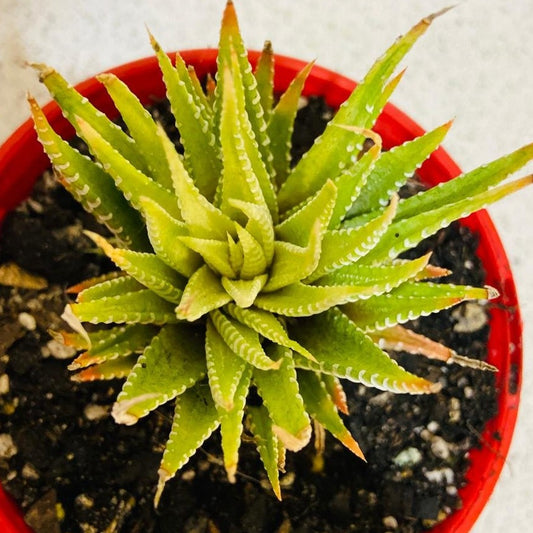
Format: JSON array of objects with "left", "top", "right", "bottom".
[{"left": 30, "top": 0, "right": 532, "bottom": 504}]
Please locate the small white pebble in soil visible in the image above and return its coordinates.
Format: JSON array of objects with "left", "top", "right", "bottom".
[
  {"left": 83, "top": 404, "right": 109, "bottom": 421},
  {"left": 18, "top": 312, "right": 37, "bottom": 331},
  {"left": 452, "top": 302, "right": 488, "bottom": 333},
  {"left": 0, "top": 374, "right": 10, "bottom": 395},
  {"left": 393, "top": 447, "right": 423, "bottom": 467},
  {"left": 22, "top": 463, "right": 40, "bottom": 480},
  {"left": 0, "top": 433, "right": 18, "bottom": 459},
  {"left": 383, "top": 516, "right": 399, "bottom": 529},
  {"left": 45, "top": 339, "right": 76, "bottom": 359},
  {"left": 430, "top": 436, "right": 451, "bottom": 460},
  {"left": 420, "top": 429, "right": 432, "bottom": 442},
  {"left": 449, "top": 397, "right": 461, "bottom": 423},
  {"left": 424, "top": 467, "right": 454, "bottom": 484},
  {"left": 427, "top": 420, "right": 440, "bottom": 433},
  {"left": 368, "top": 391, "right": 392, "bottom": 407},
  {"left": 75, "top": 493, "right": 95, "bottom": 509},
  {"left": 464, "top": 386, "right": 474, "bottom": 399},
  {"left": 181, "top": 469, "right": 196, "bottom": 481},
  {"left": 280, "top": 471, "right": 296, "bottom": 489},
  {"left": 446, "top": 485, "right": 458, "bottom": 496}
]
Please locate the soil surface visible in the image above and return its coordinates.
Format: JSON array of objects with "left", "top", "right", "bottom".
[{"left": 0, "top": 96, "right": 496, "bottom": 533}]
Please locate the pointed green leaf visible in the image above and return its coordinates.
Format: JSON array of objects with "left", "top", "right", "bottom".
[
  {"left": 205, "top": 318, "right": 248, "bottom": 411},
  {"left": 297, "top": 370, "right": 365, "bottom": 459},
  {"left": 33, "top": 64, "right": 147, "bottom": 172},
  {"left": 69, "top": 324, "right": 158, "bottom": 370},
  {"left": 178, "top": 236, "right": 236, "bottom": 278},
  {"left": 225, "top": 303, "right": 315, "bottom": 361},
  {"left": 221, "top": 275, "right": 267, "bottom": 308},
  {"left": 307, "top": 195, "right": 398, "bottom": 281},
  {"left": 151, "top": 35, "right": 220, "bottom": 200},
  {"left": 321, "top": 374, "right": 349, "bottom": 415},
  {"left": 314, "top": 253, "right": 431, "bottom": 295},
  {"left": 277, "top": 9, "right": 448, "bottom": 212},
  {"left": 255, "top": 282, "right": 372, "bottom": 317},
  {"left": 85, "top": 231, "right": 185, "bottom": 304},
  {"left": 268, "top": 60, "right": 314, "bottom": 186},
  {"left": 219, "top": 365, "right": 252, "bottom": 483},
  {"left": 72, "top": 354, "right": 138, "bottom": 382},
  {"left": 139, "top": 197, "right": 202, "bottom": 277},
  {"left": 290, "top": 308, "right": 439, "bottom": 394},
  {"left": 29, "top": 97, "right": 149, "bottom": 250},
  {"left": 219, "top": 58, "right": 276, "bottom": 222},
  {"left": 254, "top": 345, "right": 311, "bottom": 451},
  {"left": 71, "top": 290, "right": 179, "bottom": 325},
  {"left": 75, "top": 118, "right": 182, "bottom": 220},
  {"left": 217, "top": 2, "right": 273, "bottom": 181},
  {"left": 347, "top": 121, "right": 452, "bottom": 218},
  {"left": 112, "top": 324, "right": 206, "bottom": 424},
  {"left": 77, "top": 275, "right": 144, "bottom": 303},
  {"left": 97, "top": 73, "right": 173, "bottom": 189},
  {"left": 176, "top": 265, "right": 232, "bottom": 322},
  {"left": 157, "top": 124, "right": 234, "bottom": 240},
  {"left": 275, "top": 179, "right": 337, "bottom": 246},
  {"left": 247, "top": 405, "right": 282, "bottom": 501},
  {"left": 395, "top": 142, "right": 533, "bottom": 222},
  {"left": 229, "top": 199, "right": 275, "bottom": 266},
  {"left": 254, "top": 40, "right": 274, "bottom": 118},
  {"left": 342, "top": 281, "right": 498, "bottom": 331},
  {"left": 186, "top": 64, "right": 212, "bottom": 118},
  {"left": 263, "top": 224, "right": 322, "bottom": 292},
  {"left": 329, "top": 140, "right": 381, "bottom": 229},
  {"left": 156, "top": 384, "right": 219, "bottom": 506},
  {"left": 235, "top": 223, "right": 267, "bottom": 279},
  {"left": 362, "top": 175, "right": 533, "bottom": 263},
  {"left": 210, "top": 309, "right": 280, "bottom": 370}
]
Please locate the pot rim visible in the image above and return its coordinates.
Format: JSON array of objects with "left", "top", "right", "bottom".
[{"left": 0, "top": 49, "right": 522, "bottom": 533}]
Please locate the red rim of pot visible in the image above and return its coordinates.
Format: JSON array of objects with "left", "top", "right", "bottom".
[{"left": 0, "top": 50, "right": 522, "bottom": 533}]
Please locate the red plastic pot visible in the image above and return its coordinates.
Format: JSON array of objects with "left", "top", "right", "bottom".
[{"left": 0, "top": 50, "right": 522, "bottom": 533}]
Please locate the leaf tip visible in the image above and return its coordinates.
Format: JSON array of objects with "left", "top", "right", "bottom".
[{"left": 154, "top": 468, "right": 171, "bottom": 508}]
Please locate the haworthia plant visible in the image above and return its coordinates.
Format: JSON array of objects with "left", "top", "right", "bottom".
[{"left": 31, "top": 0, "right": 532, "bottom": 504}]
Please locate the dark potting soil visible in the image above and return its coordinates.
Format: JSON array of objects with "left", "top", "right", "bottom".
[{"left": 0, "top": 96, "right": 496, "bottom": 533}]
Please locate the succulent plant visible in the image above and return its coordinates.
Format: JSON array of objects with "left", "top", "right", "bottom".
[{"left": 28, "top": 1, "right": 532, "bottom": 504}]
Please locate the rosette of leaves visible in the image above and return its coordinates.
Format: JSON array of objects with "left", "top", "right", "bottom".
[{"left": 29, "top": 1, "right": 532, "bottom": 503}]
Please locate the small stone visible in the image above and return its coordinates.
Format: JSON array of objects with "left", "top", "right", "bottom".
[
  {"left": 0, "top": 373, "right": 10, "bottom": 394},
  {"left": 393, "top": 447, "right": 423, "bottom": 467},
  {"left": 464, "top": 386, "right": 474, "bottom": 399},
  {"left": 18, "top": 312, "right": 37, "bottom": 331},
  {"left": 368, "top": 391, "right": 392, "bottom": 407},
  {"left": 22, "top": 463, "right": 40, "bottom": 480},
  {"left": 0, "top": 433, "right": 17, "bottom": 459},
  {"left": 452, "top": 302, "right": 488, "bottom": 333},
  {"left": 446, "top": 485, "right": 458, "bottom": 496},
  {"left": 45, "top": 339, "right": 76, "bottom": 360},
  {"left": 24, "top": 490, "right": 61, "bottom": 533},
  {"left": 383, "top": 515, "right": 398, "bottom": 529},
  {"left": 181, "top": 469, "right": 196, "bottom": 481},
  {"left": 75, "top": 493, "right": 95, "bottom": 509},
  {"left": 427, "top": 420, "right": 440, "bottom": 433},
  {"left": 280, "top": 471, "right": 295, "bottom": 488},
  {"left": 449, "top": 397, "right": 461, "bottom": 423},
  {"left": 83, "top": 404, "right": 109, "bottom": 421},
  {"left": 430, "top": 436, "right": 451, "bottom": 460},
  {"left": 424, "top": 467, "right": 454, "bottom": 484}
]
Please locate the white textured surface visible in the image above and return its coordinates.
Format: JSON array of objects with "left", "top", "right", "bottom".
[{"left": 1, "top": 1, "right": 532, "bottom": 530}]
